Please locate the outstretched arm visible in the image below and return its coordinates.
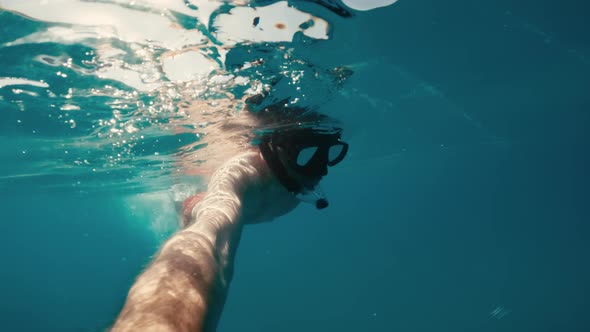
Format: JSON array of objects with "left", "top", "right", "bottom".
[{"left": 112, "top": 152, "right": 294, "bottom": 332}]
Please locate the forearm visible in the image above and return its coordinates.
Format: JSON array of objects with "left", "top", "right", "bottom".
[
  {"left": 112, "top": 152, "right": 263, "bottom": 332},
  {"left": 112, "top": 192, "right": 244, "bottom": 332}
]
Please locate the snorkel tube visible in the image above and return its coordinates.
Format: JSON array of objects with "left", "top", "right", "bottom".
[{"left": 258, "top": 127, "right": 348, "bottom": 209}]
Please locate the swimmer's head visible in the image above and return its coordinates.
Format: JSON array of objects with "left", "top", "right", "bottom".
[{"left": 258, "top": 126, "right": 348, "bottom": 209}]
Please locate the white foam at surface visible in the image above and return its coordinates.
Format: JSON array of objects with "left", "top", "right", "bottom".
[
  {"left": 342, "top": 0, "right": 399, "bottom": 11},
  {"left": 96, "top": 66, "right": 161, "bottom": 92},
  {"left": 0, "top": 0, "right": 207, "bottom": 50},
  {"left": 0, "top": 0, "right": 332, "bottom": 91},
  {"left": 213, "top": 1, "right": 329, "bottom": 44},
  {"left": 0, "top": 77, "right": 49, "bottom": 88},
  {"left": 162, "top": 50, "right": 220, "bottom": 83}
]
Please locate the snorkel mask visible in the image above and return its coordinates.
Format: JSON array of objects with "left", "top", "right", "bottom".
[{"left": 258, "top": 127, "right": 349, "bottom": 209}]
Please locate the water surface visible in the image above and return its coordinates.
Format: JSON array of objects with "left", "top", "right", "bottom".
[{"left": 1, "top": 1, "right": 589, "bottom": 331}]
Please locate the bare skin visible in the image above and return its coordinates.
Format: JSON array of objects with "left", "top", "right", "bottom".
[
  {"left": 111, "top": 90, "right": 333, "bottom": 331},
  {"left": 111, "top": 150, "right": 301, "bottom": 332}
]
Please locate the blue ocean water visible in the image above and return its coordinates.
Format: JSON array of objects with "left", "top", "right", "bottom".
[{"left": 1, "top": 1, "right": 589, "bottom": 331}]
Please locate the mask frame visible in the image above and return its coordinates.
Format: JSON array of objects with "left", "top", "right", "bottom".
[
  {"left": 258, "top": 127, "right": 349, "bottom": 209},
  {"left": 268, "top": 128, "right": 348, "bottom": 177}
]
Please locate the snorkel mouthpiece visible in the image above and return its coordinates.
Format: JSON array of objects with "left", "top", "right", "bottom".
[
  {"left": 316, "top": 198, "right": 329, "bottom": 209},
  {"left": 296, "top": 184, "right": 330, "bottom": 210}
]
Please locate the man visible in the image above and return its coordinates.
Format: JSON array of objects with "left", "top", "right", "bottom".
[{"left": 111, "top": 114, "right": 348, "bottom": 331}]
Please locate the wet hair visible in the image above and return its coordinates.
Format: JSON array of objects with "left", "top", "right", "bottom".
[{"left": 245, "top": 94, "right": 339, "bottom": 135}]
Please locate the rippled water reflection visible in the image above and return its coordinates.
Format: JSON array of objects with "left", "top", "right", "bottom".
[{"left": 0, "top": 0, "right": 388, "bottom": 194}]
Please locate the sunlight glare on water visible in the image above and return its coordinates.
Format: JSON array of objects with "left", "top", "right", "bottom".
[{"left": 0, "top": 0, "right": 397, "bottom": 194}]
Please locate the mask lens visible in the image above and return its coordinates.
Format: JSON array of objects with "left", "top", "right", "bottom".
[
  {"left": 296, "top": 146, "right": 319, "bottom": 166},
  {"left": 328, "top": 143, "right": 347, "bottom": 165}
]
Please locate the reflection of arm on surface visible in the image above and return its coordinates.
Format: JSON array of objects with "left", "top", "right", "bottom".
[{"left": 173, "top": 93, "right": 336, "bottom": 177}]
